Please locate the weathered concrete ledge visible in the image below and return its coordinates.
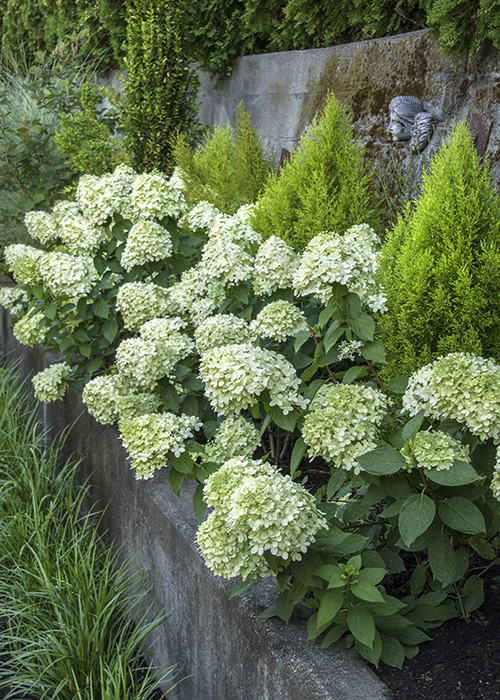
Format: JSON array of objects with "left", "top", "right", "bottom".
[{"left": 0, "top": 305, "right": 392, "bottom": 700}]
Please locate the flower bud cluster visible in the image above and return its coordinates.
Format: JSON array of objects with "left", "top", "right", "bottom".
[
  {"left": 403, "top": 429, "right": 470, "bottom": 471},
  {"left": 302, "top": 383, "right": 388, "bottom": 472},
  {"left": 197, "top": 457, "right": 327, "bottom": 579},
  {"left": 338, "top": 339, "right": 363, "bottom": 362},
  {"left": 32, "top": 362, "right": 71, "bottom": 403},
  {"left": 250, "top": 300, "right": 307, "bottom": 343},
  {"left": 199, "top": 343, "right": 308, "bottom": 415},
  {"left": 77, "top": 165, "right": 137, "bottom": 225},
  {"left": 293, "top": 225, "right": 387, "bottom": 312},
  {"left": 403, "top": 353, "right": 500, "bottom": 441},
  {"left": 119, "top": 411, "right": 201, "bottom": 479}
]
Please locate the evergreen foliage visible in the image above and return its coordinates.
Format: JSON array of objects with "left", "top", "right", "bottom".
[
  {"left": 54, "top": 82, "right": 129, "bottom": 176},
  {"left": 173, "top": 102, "right": 274, "bottom": 213},
  {"left": 121, "top": 0, "right": 204, "bottom": 175},
  {"left": 250, "top": 92, "right": 379, "bottom": 252},
  {"left": 380, "top": 121, "right": 500, "bottom": 379}
]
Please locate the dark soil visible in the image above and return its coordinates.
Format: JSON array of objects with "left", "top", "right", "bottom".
[{"left": 374, "top": 576, "right": 500, "bottom": 700}]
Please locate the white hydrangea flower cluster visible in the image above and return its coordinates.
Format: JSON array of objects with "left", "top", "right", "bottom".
[
  {"left": 120, "top": 221, "right": 172, "bottom": 271},
  {"left": 82, "top": 374, "right": 125, "bottom": 424},
  {"left": 338, "top": 339, "right": 363, "bottom": 362},
  {"left": 32, "top": 362, "right": 71, "bottom": 403},
  {"left": 116, "top": 281, "right": 170, "bottom": 329},
  {"left": 252, "top": 235, "right": 300, "bottom": 296},
  {"left": 58, "top": 215, "right": 107, "bottom": 255},
  {"left": 0, "top": 286, "right": 28, "bottom": 316},
  {"left": 51, "top": 200, "right": 81, "bottom": 226},
  {"left": 302, "top": 383, "right": 388, "bottom": 472},
  {"left": 209, "top": 213, "right": 261, "bottom": 251},
  {"left": 139, "top": 317, "right": 194, "bottom": 368},
  {"left": 199, "top": 343, "right": 308, "bottom": 415},
  {"left": 293, "top": 225, "right": 387, "bottom": 312},
  {"left": 250, "top": 300, "right": 307, "bottom": 343},
  {"left": 119, "top": 411, "right": 201, "bottom": 479},
  {"left": 491, "top": 447, "right": 500, "bottom": 501},
  {"left": 194, "top": 314, "right": 251, "bottom": 354},
  {"left": 4, "top": 244, "right": 45, "bottom": 285},
  {"left": 82, "top": 374, "right": 161, "bottom": 425},
  {"left": 197, "top": 457, "right": 327, "bottom": 580},
  {"left": 201, "top": 415, "right": 261, "bottom": 466},
  {"left": 179, "top": 201, "right": 221, "bottom": 232},
  {"left": 403, "top": 429, "right": 470, "bottom": 471},
  {"left": 24, "top": 211, "right": 58, "bottom": 245},
  {"left": 131, "top": 170, "right": 186, "bottom": 220},
  {"left": 77, "top": 165, "right": 138, "bottom": 225},
  {"left": 39, "top": 252, "right": 97, "bottom": 298},
  {"left": 12, "top": 310, "right": 47, "bottom": 347},
  {"left": 235, "top": 203, "right": 255, "bottom": 224},
  {"left": 403, "top": 353, "right": 500, "bottom": 442},
  {"left": 115, "top": 338, "right": 167, "bottom": 391},
  {"left": 200, "top": 237, "right": 253, "bottom": 287},
  {"left": 168, "top": 264, "right": 225, "bottom": 326}
]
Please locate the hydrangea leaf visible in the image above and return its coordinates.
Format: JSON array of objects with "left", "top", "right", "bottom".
[{"left": 398, "top": 493, "right": 436, "bottom": 547}]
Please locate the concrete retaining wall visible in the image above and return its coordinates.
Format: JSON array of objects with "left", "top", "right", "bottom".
[{"left": 0, "top": 304, "right": 391, "bottom": 700}]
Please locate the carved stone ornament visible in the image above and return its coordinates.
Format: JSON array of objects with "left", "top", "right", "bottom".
[{"left": 388, "top": 96, "right": 437, "bottom": 153}]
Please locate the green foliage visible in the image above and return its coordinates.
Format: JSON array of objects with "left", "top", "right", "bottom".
[
  {"left": 251, "top": 92, "right": 379, "bottom": 251},
  {"left": 54, "top": 81, "right": 129, "bottom": 176},
  {"left": 0, "top": 363, "right": 180, "bottom": 699},
  {"left": 173, "top": 102, "right": 274, "bottom": 213},
  {"left": 121, "top": 0, "right": 204, "bottom": 174},
  {"left": 0, "top": 2, "right": 127, "bottom": 68},
  {"left": 380, "top": 121, "right": 500, "bottom": 379},
  {"left": 0, "top": 48, "right": 96, "bottom": 254}
]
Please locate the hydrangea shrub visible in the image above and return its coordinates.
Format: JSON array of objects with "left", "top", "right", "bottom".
[{"left": 2, "top": 153, "right": 499, "bottom": 671}]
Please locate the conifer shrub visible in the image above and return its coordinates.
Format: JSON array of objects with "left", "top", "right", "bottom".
[
  {"left": 250, "top": 92, "right": 379, "bottom": 252},
  {"left": 121, "top": 0, "right": 204, "bottom": 174},
  {"left": 380, "top": 121, "right": 500, "bottom": 379},
  {"left": 173, "top": 102, "right": 275, "bottom": 213}
]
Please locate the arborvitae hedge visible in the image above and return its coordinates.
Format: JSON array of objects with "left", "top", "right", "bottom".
[
  {"left": 121, "top": 0, "right": 203, "bottom": 174},
  {"left": 380, "top": 121, "right": 500, "bottom": 379},
  {"left": 250, "top": 92, "right": 379, "bottom": 252}
]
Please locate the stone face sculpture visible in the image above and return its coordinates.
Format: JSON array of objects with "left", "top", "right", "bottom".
[{"left": 388, "top": 96, "right": 437, "bottom": 153}]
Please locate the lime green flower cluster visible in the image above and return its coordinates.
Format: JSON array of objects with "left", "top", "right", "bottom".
[
  {"left": 194, "top": 314, "right": 250, "bottom": 354},
  {"left": 4, "top": 244, "right": 45, "bottom": 286},
  {"left": 39, "top": 252, "right": 97, "bottom": 298},
  {"left": 32, "top": 362, "right": 71, "bottom": 403},
  {"left": 252, "top": 235, "right": 300, "bottom": 296},
  {"left": 402, "top": 429, "right": 470, "bottom": 471},
  {"left": 250, "top": 300, "right": 307, "bottom": 343},
  {"left": 199, "top": 343, "right": 308, "bottom": 416},
  {"left": 13, "top": 310, "right": 47, "bottom": 347},
  {"left": 403, "top": 352, "right": 500, "bottom": 441},
  {"left": 200, "top": 415, "right": 260, "bottom": 467},
  {"left": 197, "top": 457, "right": 327, "bottom": 579},
  {"left": 116, "top": 281, "right": 170, "bottom": 330},
  {"left": 302, "top": 383, "right": 388, "bottom": 472},
  {"left": 120, "top": 221, "right": 173, "bottom": 272},
  {"left": 119, "top": 411, "right": 201, "bottom": 479}
]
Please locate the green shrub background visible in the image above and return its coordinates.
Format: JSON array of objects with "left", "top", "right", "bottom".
[{"left": 380, "top": 121, "right": 500, "bottom": 379}]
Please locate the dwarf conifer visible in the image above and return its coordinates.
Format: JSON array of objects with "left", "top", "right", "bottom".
[{"left": 380, "top": 121, "right": 500, "bottom": 379}]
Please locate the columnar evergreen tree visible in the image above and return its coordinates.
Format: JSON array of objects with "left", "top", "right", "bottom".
[
  {"left": 380, "top": 121, "right": 500, "bottom": 379},
  {"left": 121, "top": 0, "right": 203, "bottom": 174},
  {"left": 250, "top": 91, "right": 379, "bottom": 251}
]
